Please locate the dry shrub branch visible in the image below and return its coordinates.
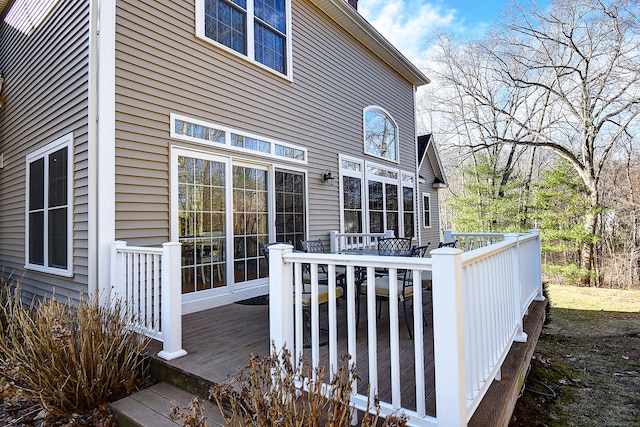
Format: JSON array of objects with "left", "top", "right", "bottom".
[
  {"left": 209, "top": 344, "right": 407, "bottom": 426},
  {"left": 0, "top": 284, "right": 150, "bottom": 419}
]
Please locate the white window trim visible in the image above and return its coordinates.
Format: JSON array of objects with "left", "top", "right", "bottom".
[
  {"left": 170, "top": 113, "right": 307, "bottom": 165},
  {"left": 423, "top": 192, "right": 432, "bottom": 229},
  {"left": 25, "top": 133, "right": 74, "bottom": 277},
  {"left": 363, "top": 105, "right": 399, "bottom": 164},
  {"left": 195, "top": 0, "right": 293, "bottom": 80}
]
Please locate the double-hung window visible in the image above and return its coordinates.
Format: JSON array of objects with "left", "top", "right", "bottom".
[
  {"left": 423, "top": 193, "right": 432, "bottom": 228},
  {"left": 197, "top": 0, "right": 290, "bottom": 76},
  {"left": 26, "top": 133, "right": 73, "bottom": 276}
]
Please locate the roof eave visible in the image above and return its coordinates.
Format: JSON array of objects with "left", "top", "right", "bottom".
[{"left": 309, "top": 0, "right": 430, "bottom": 87}]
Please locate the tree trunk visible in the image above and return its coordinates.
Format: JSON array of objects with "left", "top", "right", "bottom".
[{"left": 583, "top": 183, "right": 599, "bottom": 286}]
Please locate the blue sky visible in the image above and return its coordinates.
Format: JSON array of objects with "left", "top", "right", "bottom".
[{"left": 358, "top": 0, "right": 529, "bottom": 63}]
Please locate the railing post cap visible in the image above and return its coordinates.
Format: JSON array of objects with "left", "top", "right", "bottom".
[
  {"left": 269, "top": 243, "right": 293, "bottom": 250},
  {"left": 162, "top": 241, "right": 182, "bottom": 247},
  {"left": 430, "top": 247, "right": 463, "bottom": 255}
]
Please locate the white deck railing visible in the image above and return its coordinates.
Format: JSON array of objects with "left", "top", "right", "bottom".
[
  {"left": 110, "top": 241, "right": 186, "bottom": 360},
  {"left": 268, "top": 230, "right": 544, "bottom": 427},
  {"left": 443, "top": 230, "right": 505, "bottom": 251},
  {"left": 329, "top": 230, "right": 395, "bottom": 252}
]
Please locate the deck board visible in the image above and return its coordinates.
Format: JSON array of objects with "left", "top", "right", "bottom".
[{"left": 148, "top": 289, "right": 437, "bottom": 416}]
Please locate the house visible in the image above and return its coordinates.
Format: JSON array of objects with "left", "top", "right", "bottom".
[
  {"left": 0, "top": 0, "right": 446, "bottom": 313},
  {"left": 1, "top": 2, "right": 547, "bottom": 425}
]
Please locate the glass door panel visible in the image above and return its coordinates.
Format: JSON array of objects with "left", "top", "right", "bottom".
[
  {"left": 178, "top": 156, "right": 227, "bottom": 294},
  {"left": 385, "top": 182, "right": 399, "bottom": 237},
  {"left": 233, "top": 165, "right": 269, "bottom": 282},
  {"left": 275, "top": 170, "right": 305, "bottom": 250},
  {"left": 368, "top": 180, "right": 384, "bottom": 233},
  {"left": 343, "top": 175, "right": 363, "bottom": 233}
]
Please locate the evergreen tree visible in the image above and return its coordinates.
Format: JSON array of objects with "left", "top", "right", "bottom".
[
  {"left": 447, "top": 155, "right": 525, "bottom": 232},
  {"left": 530, "top": 159, "right": 594, "bottom": 284}
]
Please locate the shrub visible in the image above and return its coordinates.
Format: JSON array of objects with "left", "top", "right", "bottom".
[
  {"left": 0, "top": 289, "right": 150, "bottom": 418},
  {"left": 209, "top": 344, "right": 407, "bottom": 426}
]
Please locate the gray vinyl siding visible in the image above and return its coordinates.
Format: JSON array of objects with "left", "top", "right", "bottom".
[
  {"left": 418, "top": 181, "right": 442, "bottom": 248},
  {"left": 0, "top": 0, "right": 90, "bottom": 302},
  {"left": 114, "top": 0, "right": 417, "bottom": 245}
]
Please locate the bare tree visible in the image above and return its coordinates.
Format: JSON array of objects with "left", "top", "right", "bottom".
[
  {"left": 419, "top": 32, "right": 542, "bottom": 232},
  {"left": 422, "top": 0, "right": 640, "bottom": 285}
]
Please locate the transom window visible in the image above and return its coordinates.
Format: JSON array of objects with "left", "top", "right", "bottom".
[
  {"left": 171, "top": 114, "right": 306, "bottom": 163},
  {"left": 363, "top": 106, "right": 398, "bottom": 162},
  {"left": 26, "top": 133, "right": 73, "bottom": 276},
  {"left": 197, "top": 0, "right": 290, "bottom": 76}
]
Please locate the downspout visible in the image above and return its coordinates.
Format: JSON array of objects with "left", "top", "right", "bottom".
[
  {"left": 87, "top": 0, "right": 98, "bottom": 295},
  {"left": 93, "top": 0, "right": 117, "bottom": 301},
  {"left": 413, "top": 85, "right": 421, "bottom": 245}
]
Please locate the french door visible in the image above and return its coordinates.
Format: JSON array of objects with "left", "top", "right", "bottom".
[{"left": 176, "top": 151, "right": 305, "bottom": 299}]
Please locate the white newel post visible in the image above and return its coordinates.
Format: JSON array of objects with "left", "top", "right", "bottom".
[
  {"left": 431, "top": 247, "right": 467, "bottom": 426},
  {"left": 330, "top": 230, "right": 338, "bottom": 253},
  {"left": 110, "top": 241, "right": 127, "bottom": 304},
  {"left": 505, "top": 233, "right": 527, "bottom": 343},
  {"left": 158, "top": 242, "right": 187, "bottom": 360},
  {"left": 269, "top": 244, "right": 294, "bottom": 356},
  {"left": 531, "top": 229, "right": 545, "bottom": 301}
]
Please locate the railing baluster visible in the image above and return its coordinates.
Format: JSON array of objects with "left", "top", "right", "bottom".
[
  {"left": 364, "top": 266, "right": 378, "bottom": 403},
  {"left": 412, "top": 269, "right": 426, "bottom": 418}
]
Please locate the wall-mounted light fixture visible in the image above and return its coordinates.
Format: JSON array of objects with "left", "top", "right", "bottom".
[{"left": 322, "top": 170, "right": 334, "bottom": 185}]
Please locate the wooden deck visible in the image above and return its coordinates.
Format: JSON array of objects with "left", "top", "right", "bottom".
[
  {"left": 147, "top": 289, "right": 437, "bottom": 416},
  {"left": 142, "top": 291, "right": 547, "bottom": 425}
]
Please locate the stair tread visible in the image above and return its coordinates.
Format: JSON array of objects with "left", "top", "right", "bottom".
[{"left": 111, "top": 382, "right": 226, "bottom": 427}]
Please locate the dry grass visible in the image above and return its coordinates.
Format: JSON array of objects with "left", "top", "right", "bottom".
[
  {"left": 511, "top": 284, "right": 640, "bottom": 426},
  {"left": 547, "top": 283, "right": 640, "bottom": 312},
  {"left": 0, "top": 283, "right": 151, "bottom": 419}
]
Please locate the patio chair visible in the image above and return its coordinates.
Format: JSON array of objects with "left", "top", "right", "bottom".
[
  {"left": 373, "top": 237, "right": 413, "bottom": 278},
  {"left": 437, "top": 240, "right": 458, "bottom": 248},
  {"left": 377, "top": 237, "right": 413, "bottom": 256},
  {"left": 262, "top": 242, "right": 342, "bottom": 347},
  {"left": 300, "top": 239, "right": 347, "bottom": 295},
  {"left": 358, "top": 243, "right": 430, "bottom": 340}
]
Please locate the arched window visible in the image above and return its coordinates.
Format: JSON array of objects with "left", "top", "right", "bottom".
[{"left": 363, "top": 106, "right": 398, "bottom": 162}]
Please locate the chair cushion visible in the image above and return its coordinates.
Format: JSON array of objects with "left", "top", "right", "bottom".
[
  {"left": 299, "top": 285, "right": 343, "bottom": 306},
  {"left": 362, "top": 276, "right": 413, "bottom": 300}
]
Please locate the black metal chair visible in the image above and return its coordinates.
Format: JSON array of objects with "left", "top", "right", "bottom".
[
  {"left": 358, "top": 243, "right": 430, "bottom": 340},
  {"left": 377, "top": 237, "right": 413, "bottom": 256},
  {"left": 300, "top": 239, "right": 346, "bottom": 294},
  {"left": 262, "top": 242, "right": 342, "bottom": 347},
  {"left": 438, "top": 240, "right": 458, "bottom": 248}
]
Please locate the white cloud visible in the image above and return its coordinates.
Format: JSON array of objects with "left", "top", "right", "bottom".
[{"left": 358, "top": 0, "right": 475, "bottom": 64}]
